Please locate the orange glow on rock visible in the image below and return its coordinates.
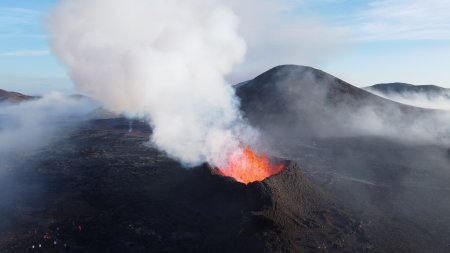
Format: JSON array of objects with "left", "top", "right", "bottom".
[{"left": 217, "top": 146, "right": 284, "bottom": 184}]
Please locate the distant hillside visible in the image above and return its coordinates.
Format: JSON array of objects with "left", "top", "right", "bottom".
[
  {"left": 365, "top": 83, "right": 450, "bottom": 109},
  {"left": 0, "top": 89, "right": 37, "bottom": 103},
  {"left": 366, "top": 83, "right": 450, "bottom": 98}
]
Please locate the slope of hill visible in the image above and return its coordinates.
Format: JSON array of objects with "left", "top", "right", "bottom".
[
  {"left": 0, "top": 89, "right": 37, "bottom": 103},
  {"left": 236, "top": 65, "right": 427, "bottom": 140},
  {"left": 236, "top": 65, "right": 450, "bottom": 253}
]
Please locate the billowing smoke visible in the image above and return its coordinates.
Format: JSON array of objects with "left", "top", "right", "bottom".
[{"left": 47, "top": 0, "right": 257, "bottom": 167}]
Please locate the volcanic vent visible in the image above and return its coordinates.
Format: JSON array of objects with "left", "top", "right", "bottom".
[{"left": 214, "top": 146, "right": 285, "bottom": 184}]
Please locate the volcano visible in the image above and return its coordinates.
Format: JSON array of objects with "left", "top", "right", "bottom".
[{"left": 1, "top": 65, "right": 450, "bottom": 253}]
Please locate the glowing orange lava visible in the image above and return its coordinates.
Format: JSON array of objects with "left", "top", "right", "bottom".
[{"left": 217, "top": 146, "right": 284, "bottom": 184}]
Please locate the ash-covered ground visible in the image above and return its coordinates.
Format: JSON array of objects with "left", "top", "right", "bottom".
[
  {"left": 1, "top": 119, "right": 449, "bottom": 253},
  {"left": 0, "top": 118, "right": 373, "bottom": 253},
  {"left": 1, "top": 65, "right": 450, "bottom": 253}
]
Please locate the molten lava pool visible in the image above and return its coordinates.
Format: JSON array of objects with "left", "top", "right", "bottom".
[{"left": 216, "top": 146, "right": 285, "bottom": 184}]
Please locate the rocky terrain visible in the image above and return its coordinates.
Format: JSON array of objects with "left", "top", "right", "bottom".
[
  {"left": 0, "top": 118, "right": 374, "bottom": 253},
  {"left": 1, "top": 65, "right": 450, "bottom": 252}
]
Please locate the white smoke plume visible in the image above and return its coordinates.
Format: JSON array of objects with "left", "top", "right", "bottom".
[{"left": 47, "top": 0, "right": 256, "bottom": 167}]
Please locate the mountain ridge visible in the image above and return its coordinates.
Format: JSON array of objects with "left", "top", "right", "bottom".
[
  {"left": 366, "top": 82, "right": 450, "bottom": 95},
  {"left": 0, "top": 88, "right": 37, "bottom": 103}
]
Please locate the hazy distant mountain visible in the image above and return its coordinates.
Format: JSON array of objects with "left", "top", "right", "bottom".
[
  {"left": 365, "top": 83, "right": 450, "bottom": 109},
  {"left": 0, "top": 89, "right": 93, "bottom": 104},
  {"left": 0, "top": 88, "right": 37, "bottom": 103},
  {"left": 366, "top": 82, "right": 450, "bottom": 98}
]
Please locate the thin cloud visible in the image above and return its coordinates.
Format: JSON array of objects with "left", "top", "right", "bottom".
[
  {"left": 0, "top": 7, "right": 46, "bottom": 40},
  {"left": 338, "top": 0, "right": 450, "bottom": 42},
  {"left": 0, "top": 49, "right": 50, "bottom": 57},
  {"left": 0, "top": 7, "right": 43, "bottom": 15},
  {"left": 0, "top": 7, "right": 43, "bottom": 26}
]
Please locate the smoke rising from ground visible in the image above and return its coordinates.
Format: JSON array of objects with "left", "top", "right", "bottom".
[
  {"left": 47, "top": 0, "right": 347, "bottom": 167},
  {"left": 48, "top": 0, "right": 259, "bottom": 167}
]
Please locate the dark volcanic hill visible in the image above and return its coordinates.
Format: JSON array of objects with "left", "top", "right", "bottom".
[
  {"left": 366, "top": 82, "right": 450, "bottom": 98},
  {"left": 0, "top": 88, "right": 37, "bottom": 104},
  {"left": 236, "top": 65, "right": 427, "bottom": 140},
  {"left": 237, "top": 65, "right": 450, "bottom": 253}
]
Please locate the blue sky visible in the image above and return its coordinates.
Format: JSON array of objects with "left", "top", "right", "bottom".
[
  {"left": 1, "top": 0, "right": 450, "bottom": 94},
  {"left": 0, "top": 0, "right": 71, "bottom": 94}
]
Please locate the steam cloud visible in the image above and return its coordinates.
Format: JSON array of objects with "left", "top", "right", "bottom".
[{"left": 48, "top": 0, "right": 257, "bottom": 167}]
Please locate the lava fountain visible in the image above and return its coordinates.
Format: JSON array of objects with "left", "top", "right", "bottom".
[{"left": 216, "top": 146, "right": 285, "bottom": 184}]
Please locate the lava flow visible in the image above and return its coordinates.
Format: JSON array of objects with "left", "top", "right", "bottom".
[{"left": 216, "top": 146, "right": 285, "bottom": 184}]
